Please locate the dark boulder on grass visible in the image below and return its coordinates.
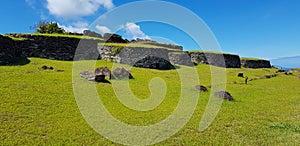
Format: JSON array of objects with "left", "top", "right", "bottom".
[
  {"left": 237, "top": 72, "right": 244, "bottom": 78},
  {"left": 214, "top": 91, "right": 234, "bottom": 101},
  {"left": 112, "top": 68, "right": 134, "bottom": 79},
  {"left": 195, "top": 85, "right": 208, "bottom": 92},
  {"left": 80, "top": 67, "right": 112, "bottom": 83},
  {"left": 40, "top": 65, "right": 54, "bottom": 70},
  {"left": 133, "top": 56, "right": 174, "bottom": 70},
  {"left": 80, "top": 71, "right": 110, "bottom": 83}
]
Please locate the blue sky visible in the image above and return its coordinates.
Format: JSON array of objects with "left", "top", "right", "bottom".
[{"left": 0, "top": 0, "right": 299, "bottom": 60}]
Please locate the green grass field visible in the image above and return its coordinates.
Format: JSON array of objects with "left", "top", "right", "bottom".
[{"left": 0, "top": 58, "right": 299, "bottom": 145}]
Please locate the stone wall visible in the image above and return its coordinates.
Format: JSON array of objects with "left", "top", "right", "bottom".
[
  {"left": 98, "top": 46, "right": 118, "bottom": 61},
  {"left": 144, "top": 43, "right": 183, "bottom": 51},
  {"left": 168, "top": 52, "right": 194, "bottom": 66},
  {"left": 14, "top": 35, "right": 99, "bottom": 61},
  {"left": 188, "top": 52, "right": 241, "bottom": 68},
  {"left": 241, "top": 59, "right": 271, "bottom": 68},
  {"left": 0, "top": 35, "right": 21, "bottom": 65},
  {"left": 0, "top": 34, "right": 273, "bottom": 69},
  {"left": 116, "top": 47, "right": 170, "bottom": 65}
]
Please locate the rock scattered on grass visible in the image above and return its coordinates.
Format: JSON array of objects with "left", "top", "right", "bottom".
[
  {"left": 112, "top": 68, "right": 134, "bottom": 79},
  {"left": 81, "top": 67, "right": 134, "bottom": 83},
  {"left": 214, "top": 91, "right": 234, "bottom": 101},
  {"left": 40, "top": 65, "right": 64, "bottom": 72},
  {"left": 237, "top": 72, "right": 244, "bottom": 78},
  {"left": 195, "top": 85, "right": 208, "bottom": 92},
  {"left": 41, "top": 65, "right": 54, "bottom": 70},
  {"left": 95, "top": 67, "right": 112, "bottom": 80},
  {"left": 80, "top": 71, "right": 95, "bottom": 81}
]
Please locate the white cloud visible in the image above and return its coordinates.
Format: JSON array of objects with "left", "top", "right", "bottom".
[
  {"left": 59, "top": 22, "right": 89, "bottom": 33},
  {"left": 26, "top": 0, "right": 47, "bottom": 19},
  {"left": 120, "top": 22, "right": 151, "bottom": 40},
  {"left": 25, "top": 0, "right": 36, "bottom": 9},
  {"left": 46, "top": 0, "right": 114, "bottom": 19},
  {"left": 95, "top": 25, "right": 111, "bottom": 34}
]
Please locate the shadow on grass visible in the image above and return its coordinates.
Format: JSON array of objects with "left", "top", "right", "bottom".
[
  {"left": 97, "top": 79, "right": 111, "bottom": 84},
  {"left": 0, "top": 57, "right": 31, "bottom": 66}
]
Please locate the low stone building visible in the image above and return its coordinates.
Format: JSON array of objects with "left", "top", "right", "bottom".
[
  {"left": 13, "top": 34, "right": 99, "bottom": 61},
  {"left": 241, "top": 58, "right": 271, "bottom": 68},
  {"left": 189, "top": 51, "right": 241, "bottom": 68}
]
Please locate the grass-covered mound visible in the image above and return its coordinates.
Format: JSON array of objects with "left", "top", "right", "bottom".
[
  {"left": 0, "top": 58, "right": 299, "bottom": 145},
  {"left": 292, "top": 68, "right": 300, "bottom": 72}
]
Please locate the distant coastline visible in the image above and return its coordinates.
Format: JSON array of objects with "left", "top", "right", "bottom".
[{"left": 271, "top": 56, "right": 300, "bottom": 69}]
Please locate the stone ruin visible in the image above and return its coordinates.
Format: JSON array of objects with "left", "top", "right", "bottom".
[
  {"left": 189, "top": 52, "right": 241, "bottom": 68},
  {"left": 0, "top": 34, "right": 274, "bottom": 69},
  {"left": 241, "top": 59, "right": 271, "bottom": 68}
]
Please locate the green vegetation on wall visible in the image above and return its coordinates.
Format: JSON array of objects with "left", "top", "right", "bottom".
[{"left": 34, "top": 22, "right": 65, "bottom": 34}]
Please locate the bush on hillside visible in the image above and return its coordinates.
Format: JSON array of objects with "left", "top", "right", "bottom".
[{"left": 34, "top": 21, "right": 65, "bottom": 34}]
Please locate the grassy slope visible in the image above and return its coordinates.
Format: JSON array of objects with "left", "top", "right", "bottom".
[
  {"left": 0, "top": 58, "right": 299, "bottom": 145},
  {"left": 292, "top": 68, "right": 300, "bottom": 71}
]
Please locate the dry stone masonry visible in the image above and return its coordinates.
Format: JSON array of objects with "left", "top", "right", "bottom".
[
  {"left": 116, "top": 47, "right": 170, "bottom": 66},
  {"left": 241, "top": 59, "right": 271, "bottom": 68},
  {"left": 14, "top": 34, "right": 99, "bottom": 61},
  {"left": 168, "top": 52, "right": 194, "bottom": 66},
  {"left": 0, "top": 34, "right": 273, "bottom": 69},
  {"left": 0, "top": 35, "right": 21, "bottom": 65},
  {"left": 189, "top": 52, "right": 241, "bottom": 68}
]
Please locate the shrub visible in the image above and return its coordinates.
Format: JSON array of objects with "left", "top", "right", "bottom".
[{"left": 35, "top": 21, "right": 65, "bottom": 34}]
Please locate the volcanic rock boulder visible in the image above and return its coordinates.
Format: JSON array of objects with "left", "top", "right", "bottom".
[
  {"left": 95, "top": 67, "right": 112, "bottom": 79},
  {"left": 41, "top": 65, "right": 54, "bottom": 70},
  {"left": 80, "top": 71, "right": 96, "bottom": 81},
  {"left": 80, "top": 67, "right": 112, "bottom": 83},
  {"left": 214, "top": 91, "right": 234, "bottom": 101},
  {"left": 112, "top": 68, "right": 134, "bottom": 79},
  {"left": 195, "top": 85, "right": 208, "bottom": 92},
  {"left": 238, "top": 72, "right": 244, "bottom": 78},
  {"left": 133, "top": 56, "right": 174, "bottom": 70}
]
